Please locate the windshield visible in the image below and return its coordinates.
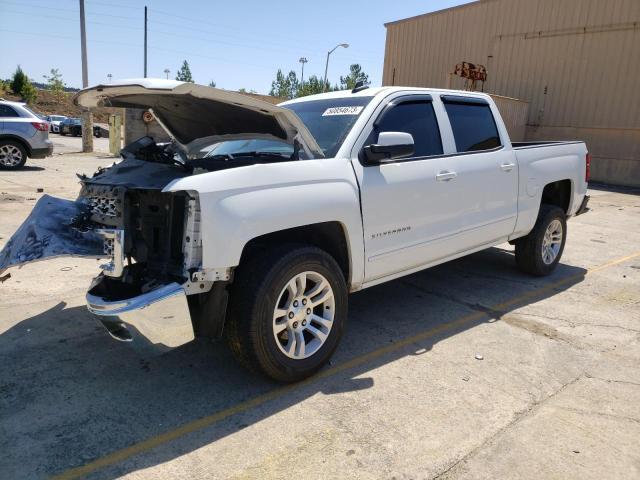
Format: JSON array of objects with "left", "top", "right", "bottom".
[
  {"left": 283, "top": 96, "right": 373, "bottom": 157},
  {"left": 51, "top": 116, "right": 66, "bottom": 121}
]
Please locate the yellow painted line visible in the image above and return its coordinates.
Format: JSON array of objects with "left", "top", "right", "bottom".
[{"left": 51, "top": 251, "right": 640, "bottom": 480}]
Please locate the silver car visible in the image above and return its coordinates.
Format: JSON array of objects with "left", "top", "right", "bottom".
[
  {"left": 44, "top": 114, "right": 68, "bottom": 133},
  {"left": 0, "top": 100, "right": 54, "bottom": 170}
]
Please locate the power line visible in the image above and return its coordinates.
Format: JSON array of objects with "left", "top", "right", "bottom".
[
  {"left": 1, "top": 6, "right": 378, "bottom": 64},
  {"left": 0, "top": 0, "right": 381, "bottom": 61}
]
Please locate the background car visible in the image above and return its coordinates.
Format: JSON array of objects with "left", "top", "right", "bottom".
[
  {"left": 0, "top": 100, "right": 53, "bottom": 169},
  {"left": 60, "top": 117, "right": 82, "bottom": 136},
  {"left": 45, "top": 114, "right": 68, "bottom": 133}
]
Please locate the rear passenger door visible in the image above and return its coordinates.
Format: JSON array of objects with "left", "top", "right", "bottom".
[{"left": 440, "top": 95, "right": 518, "bottom": 250}]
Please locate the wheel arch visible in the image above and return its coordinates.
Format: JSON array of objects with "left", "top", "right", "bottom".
[
  {"left": 0, "top": 135, "right": 32, "bottom": 156},
  {"left": 541, "top": 179, "right": 572, "bottom": 214},
  {"left": 239, "top": 221, "right": 352, "bottom": 286}
]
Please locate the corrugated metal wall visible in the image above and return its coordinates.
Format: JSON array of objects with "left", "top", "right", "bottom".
[
  {"left": 490, "top": 94, "right": 529, "bottom": 141},
  {"left": 383, "top": 0, "right": 640, "bottom": 186}
]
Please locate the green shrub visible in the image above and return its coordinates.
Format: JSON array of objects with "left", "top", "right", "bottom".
[
  {"left": 20, "top": 79, "right": 38, "bottom": 104},
  {"left": 10, "top": 65, "right": 26, "bottom": 95}
]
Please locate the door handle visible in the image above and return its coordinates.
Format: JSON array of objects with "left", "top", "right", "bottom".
[
  {"left": 436, "top": 170, "right": 457, "bottom": 181},
  {"left": 500, "top": 162, "right": 516, "bottom": 171}
]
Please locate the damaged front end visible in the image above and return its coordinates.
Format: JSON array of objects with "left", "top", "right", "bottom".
[
  {"left": 80, "top": 172, "right": 204, "bottom": 347},
  {"left": 1, "top": 78, "right": 323, "bottom": 348},
  {"left": 0, "top": 150, "right": 212, "bottom": 348}
]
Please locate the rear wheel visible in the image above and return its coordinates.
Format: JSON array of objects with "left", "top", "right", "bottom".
[
  {"left": 515, "top": 204, "right": 567, "bottom": 276},
  {"left": 0, "top": 141, "right": 27, "bottom": 170},
  {"left": 226, "top": 245, "right": 347, "bottom": 382}
]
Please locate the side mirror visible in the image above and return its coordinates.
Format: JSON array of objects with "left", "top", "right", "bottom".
[{"left": 363, "top": 132, "right": 415, "bottom": 164}]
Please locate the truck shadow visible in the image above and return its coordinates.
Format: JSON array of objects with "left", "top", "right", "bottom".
[{"left": 0, "top": 246, "right": 586, "bottom": 479}]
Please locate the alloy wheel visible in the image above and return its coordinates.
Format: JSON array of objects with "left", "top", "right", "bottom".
[
  {"left": 0, "top": 144, "right": 23, "bottom": 167},
  {"left": 541, "top": 219, "right": 563, "bottom": 265},
  {"left": 272, "top": 271, "right": 335, "bottom": 359}
]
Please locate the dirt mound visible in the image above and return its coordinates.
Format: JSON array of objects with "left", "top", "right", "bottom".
[{"left": 2, "top": 89, "right": 119, "bottom": 123}]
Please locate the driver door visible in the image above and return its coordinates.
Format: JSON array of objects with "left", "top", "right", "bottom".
[{"left": 352, "top": 95, "right": 462, "bottom": 283}]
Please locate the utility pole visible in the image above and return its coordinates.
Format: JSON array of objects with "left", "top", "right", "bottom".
[
  {"left": 299, "top": 57, "right": 308, "bottom": 87},
  {"left": 144, "top": 6, "right": 148, "bottom": 77},
  {"left": 79, "top": 0, "right": 93, "bottom": 152},
  {"left": 164, "top": 68, "right": 170, "bottom": 79}
]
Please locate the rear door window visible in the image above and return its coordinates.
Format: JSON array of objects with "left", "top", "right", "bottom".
[
  {"left": 442, "top": 97, "right": 501, "bottom": 152},
  {"left": 0, "top": 105, "right": 19, "bottom": 117},
  {"left": 370, "top": 100, "right": 443, "bottom": 158}
]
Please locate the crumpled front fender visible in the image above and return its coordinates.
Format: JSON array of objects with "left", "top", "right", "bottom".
[{"left": 0, "top": 194, "right": 106, "bottom": 275}]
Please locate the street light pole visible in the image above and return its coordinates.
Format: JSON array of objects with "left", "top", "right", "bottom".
[
  {"left": 143, "top": 6, "right": 148, "bottom": 78},
  {"left": 299, "top": 57, "right": 308, "bottom": 86},
  {"left": 164, "top": 68, "right": 170, "bottom": 79},
  {"left": 78, "top": 0, "right": 93, "bottom": 152},
  {"left": 322, "top": 43, "right": 348, "bottom": 92}
]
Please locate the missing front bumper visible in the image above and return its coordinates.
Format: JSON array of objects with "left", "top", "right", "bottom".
[{"left": 87, "top": 277, "right": 194, "bottom": 347}]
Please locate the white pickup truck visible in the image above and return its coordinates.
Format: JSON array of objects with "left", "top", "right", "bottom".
[{"left": 0, "top": 79, "right": 590, "bottom": 382}]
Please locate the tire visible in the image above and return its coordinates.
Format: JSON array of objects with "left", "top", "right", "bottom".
[
  {"left": 60, "top": 130, "right": 66, "bottom": 136},
  {"left": 0, "top": 140, "right": 28, "bottom": 170},
  {"left": 515, "top": 204, "right": 567, "bottom": 276},
  {"left": 226, "top": 244, "right": 348, "bottom": 382}
]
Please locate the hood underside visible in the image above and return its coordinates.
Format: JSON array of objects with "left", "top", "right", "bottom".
[{"left": 73, "top": 79, "right": 323, "bottom": 158}]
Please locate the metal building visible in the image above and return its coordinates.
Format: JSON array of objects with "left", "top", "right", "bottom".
[{"left": 383, "top": 0, "right": 640, "bottom": 186}]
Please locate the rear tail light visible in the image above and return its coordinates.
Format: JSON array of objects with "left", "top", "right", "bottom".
[
  {"left": 31, "top": 122, "right": 48, "bottom": 132},
  {"left": 585, "top": 152, "right": 591, "bottom": 182}
]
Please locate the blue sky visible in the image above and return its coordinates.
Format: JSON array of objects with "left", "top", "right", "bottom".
[{"left": 1, "top": 0, "right": 472, "bottom": 93}]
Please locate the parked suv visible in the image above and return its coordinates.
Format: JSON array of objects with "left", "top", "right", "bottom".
[{"left": 0, "top": 100, "right": 53, "bottom": 169}]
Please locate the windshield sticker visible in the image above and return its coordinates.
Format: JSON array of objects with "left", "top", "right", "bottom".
[{"left": 322, "top": 106, "right": 364, "bottom": 116}]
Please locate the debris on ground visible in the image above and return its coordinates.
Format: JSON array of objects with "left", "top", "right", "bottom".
[{"left": 475, "top": 354, "right": 484, "bottom": 360}]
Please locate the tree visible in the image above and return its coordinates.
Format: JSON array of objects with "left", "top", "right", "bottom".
[
  {"left": 296, "top": 75, "right": 328, "bottom": 97},
  {"left": 43, "top": 68, "right": 65, "bottom": 99},
  {"left": 269, "top": 69, "right": 299, "bottom": 99},
  {"left": 339, "top": 64, "right": 370, "bottom": 90},
  {"left": 20, "top": 77, "right": 38, "bottom": 104},
  {"left": 10, "top": 65, "right": 27, "bottom": 95},
  {"left": 208, "top": 80, "right": 216, "bottom": 87},
  {"left": 175, "top": 60, "right": 194, "bottom": 82}
]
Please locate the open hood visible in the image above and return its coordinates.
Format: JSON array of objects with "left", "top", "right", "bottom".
[{"left": 74, "top": 79, "right": 323, "bottom": 158}]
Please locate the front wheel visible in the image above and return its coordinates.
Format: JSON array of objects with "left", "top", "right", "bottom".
[
  {"left": 515, "top": 204, "right": 567, "bottom": 276},
  {"left": 226, "top": 245, "right": 348, "bottom": 382}
]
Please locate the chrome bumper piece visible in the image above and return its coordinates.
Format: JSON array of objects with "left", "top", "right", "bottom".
[{"left": 87, "top": 278, "right": 194, "bottom": 347}]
